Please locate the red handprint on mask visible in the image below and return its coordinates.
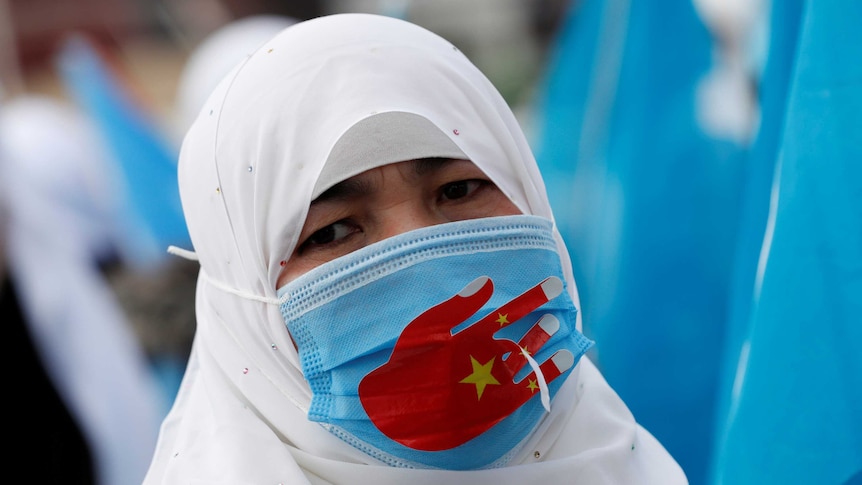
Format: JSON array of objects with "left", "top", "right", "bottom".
[{"left": 358, "top": 275, "right": 575, "bottom": 451}]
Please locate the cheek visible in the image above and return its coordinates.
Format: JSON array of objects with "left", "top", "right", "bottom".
[
  {"left": 479, "top": 189, "right": 523, "bottom": 218},
  {"left": 440, "top": 186, "right": 523, "bottom": 221},
  {"left": 277, "top": 259, "right": 317, "bottom": 288},
  {"left": 495, "top": 196, "right": 523, "bottom": 216}
]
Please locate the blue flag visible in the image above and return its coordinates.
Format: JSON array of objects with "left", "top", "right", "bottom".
[
  {"left": 55, "top": 35, "right": 190, "bottom": 268},
  {"left": 708, "top": 0, "right": 805, "bottom": 472},
  {"left": 531, "top": 0, "right": 749, "bottom": 482},
  {"left": 709, "top": 1, "right": 862, "bottom": 483}
]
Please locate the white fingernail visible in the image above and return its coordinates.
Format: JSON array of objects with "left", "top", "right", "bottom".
[
  {"left": 459, "top": 276, "right": 490, "bottom": 297},
  {"left": 536, "top": 314, "right": 559, "bottom": 334},
  {"left": 552, "top": 350, "right": 575, "bottom": 371},
  {"left": 540, "top": 276, "right": 563, "bottom": 300}
]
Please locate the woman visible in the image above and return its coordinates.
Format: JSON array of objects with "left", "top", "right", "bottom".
[{"left": 145, "top": 13, "right": 687, "bottom": 484}]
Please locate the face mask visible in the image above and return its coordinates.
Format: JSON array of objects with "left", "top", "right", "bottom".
[{"left": 277, "top": 215, "right": 593, "bottom": 470}]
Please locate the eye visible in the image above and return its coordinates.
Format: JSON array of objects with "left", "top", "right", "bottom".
[
  {"left": 441, "top": 179, "right": 485, "bottom": 201},
  {"left": 299, "top": 220, "right": 360, "bottom": 252}
]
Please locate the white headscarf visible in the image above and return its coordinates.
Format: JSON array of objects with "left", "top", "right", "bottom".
[
  {"left": 173, "top": 14, "right": 299, "bottom": 136},
  {"left": 145, "top": 13, "right": 687, "bottom": 484}
]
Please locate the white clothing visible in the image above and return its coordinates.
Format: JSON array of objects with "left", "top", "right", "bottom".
[
  {"left": 0, "top": 96, "right": 166, "bottom": 485},
  {"left": 144, "top": 13, "right": 687, "bottom": 484},
  {"left": 173, "top": 14, "right": 298, "bottom": 136}
]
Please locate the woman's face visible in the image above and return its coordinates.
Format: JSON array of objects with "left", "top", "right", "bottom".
[{"left": 277, "top": 158, "right": 521, "bottom": 286}]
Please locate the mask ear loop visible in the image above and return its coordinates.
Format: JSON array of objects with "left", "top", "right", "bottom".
[
  {"left": 168, "top": 245, "right": 198, "bottom": 261},
  {"left": 521, "top": 347, "right": 551, "bottom": 412},
  {"left": 168, "top": 246, "right": 284, "bottom": 305}
]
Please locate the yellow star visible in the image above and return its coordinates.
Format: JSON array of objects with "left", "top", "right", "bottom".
[
  {"left": 459, "top": 356, "right": 500, "bottom": 400},
  {"left": 496, "top": 313, "right": 509, "bottom": 326},
  {"left": 526, "top": 378, "right": 539, "bottom": 393}
]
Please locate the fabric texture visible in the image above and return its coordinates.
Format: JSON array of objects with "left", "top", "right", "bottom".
[
  {"left": 173, "top": 14, "right": 299, "bottom": 134},
  {"left": 708, "top": 1, "right": 862, "bottom": 483},
  {"left": 144, "top": 13, "right": 687, "bottom": 484},
  {"left": 530, "top": 1, "right": 748, "bottom": 481}
]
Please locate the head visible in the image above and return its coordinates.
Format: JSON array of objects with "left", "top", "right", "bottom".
[{"left": 173, "top": 12, "right": 584, "bottom": 470}]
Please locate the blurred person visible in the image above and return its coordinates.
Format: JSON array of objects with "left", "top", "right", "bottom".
[
  {"left": 0, "top": 94, "right": 166, "bottom": 484},
  {"left": 144, "top": 13, "right": 686, "bottom": 484},
  {"left": 46, "top": 16, "right": 300, "bottom": 419},
  {"left": 52, "top": 32, "right": 197, "bottom": 411},
  {"left": 3, "top": 237, "right": 96, "bottom": 482},
  {"left": 1, "top": 84, "right": 94, "bottom": 485}
]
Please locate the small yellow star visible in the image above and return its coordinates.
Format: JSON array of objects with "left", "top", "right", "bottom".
[
  {"left": 459, "top": 356, "right": 500, "bottom": 400},
  {"left": 526, "top": 379, "right": 539, "bottom": 393},
  {"left": 496, "top": 313, "right": 509, "bottom": 326}
]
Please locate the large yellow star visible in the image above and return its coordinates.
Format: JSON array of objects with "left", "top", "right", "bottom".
[
  {"left": 496, "top": 313, "right": 509, "bottom": 326},
  {"left": 459, "top": 356, "right": 500, "bottom": 400},
  {"left": 526, "top": 378, "right": 539, "bottom": 393}
]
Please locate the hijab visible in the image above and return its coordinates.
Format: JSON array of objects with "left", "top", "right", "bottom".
[
  {"left": 145, "top": 13, "right": 687, "bottom": 484},
  {"left": 173, "top": 14, "right": 299, "bottom": 136}
]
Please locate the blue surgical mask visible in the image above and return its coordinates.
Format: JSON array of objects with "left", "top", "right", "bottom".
[{"left": 277, "top": 215, "right": 593, "bottom": 470}]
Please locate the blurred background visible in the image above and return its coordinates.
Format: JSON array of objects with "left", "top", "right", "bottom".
[{"left": 1, "top": 1, "right": 858, "bottom": 484}]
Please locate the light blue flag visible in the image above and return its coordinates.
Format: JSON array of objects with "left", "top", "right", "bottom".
[
  {"left": 709, "top": 0, "right": 805, "bottom": 470},
  {"left": 720, "top": 0, "right": 805, "bottom": 352},
  {"left": 709, "top": 1, "right": 862, "bottom": 483},
  {"left": 55, "top": 35, "right": 190, "bottom": 269},
  {"left": 531, "top": 1, "right": 749, "bottom": 482},
  {"left": 53, "top": 36, "right": 193, "bottom": 407}
]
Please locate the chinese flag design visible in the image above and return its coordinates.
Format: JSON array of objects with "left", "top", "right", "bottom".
[{"left": 358, "top": 275, "right": 572, "bottom": 451}]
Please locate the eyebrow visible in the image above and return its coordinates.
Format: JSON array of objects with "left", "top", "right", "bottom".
[
  {"left": 414, "top": 157, "right": 456, "bottom": 175},
  {"left": 312, "top": 176, "right": 374, "bottom": 204},
  {"left": 311, "top": 158, "right": 460, "bottom": 204}
]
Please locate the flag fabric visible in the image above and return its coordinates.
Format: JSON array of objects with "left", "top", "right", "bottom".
[
  {"left": 708, "top": 1, "right": 862, "bottom": 483},
  {"left": 531, "top": 0, "right": 749, "bottom": 482},
  {"left": 55, "top": 35, "right": 190, "bottom": 268},
  {"left": 708, "top": 0, "right": 805, "bottom": 469}
]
